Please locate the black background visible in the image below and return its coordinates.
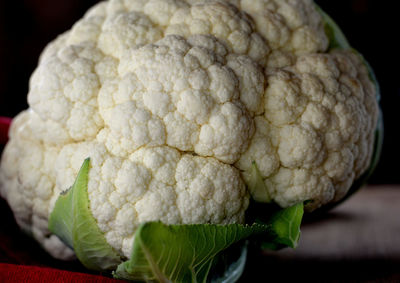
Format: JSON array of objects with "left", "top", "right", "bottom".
[{"left": 0, "top": 0, "right": 399, "bottom": 184}]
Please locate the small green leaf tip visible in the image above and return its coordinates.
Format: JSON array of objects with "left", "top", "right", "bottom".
[
  {"left": 265, "top": 202, "right": 304, "bottom": 249},
  {"left": 248, "top": 161, "right": 271, "bottom": 203},
  {"left": 48, "top": 158, "right": 121, "bottom": 271}
]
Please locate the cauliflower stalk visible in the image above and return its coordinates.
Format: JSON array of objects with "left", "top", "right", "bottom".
[{"left": 0, "top": 0, "right": 380, "bottom": 281}]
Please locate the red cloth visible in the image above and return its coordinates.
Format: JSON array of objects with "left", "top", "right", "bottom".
[
  {"left": 0, "top": 264, "right": 124, "bottom": 283},
  {"left": 0, "top": 117, "right": 11, "bottom": 144}
]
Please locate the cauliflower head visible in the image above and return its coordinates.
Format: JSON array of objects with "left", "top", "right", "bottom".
[{"left": 0, "top": 0, "right": 378, "bottom": 260}]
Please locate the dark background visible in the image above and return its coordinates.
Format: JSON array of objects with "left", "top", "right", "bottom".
[{"left": 0, "top": 0, "right": 399, "bottom": 183}]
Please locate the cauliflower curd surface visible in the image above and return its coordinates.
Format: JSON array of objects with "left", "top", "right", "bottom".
[{"left": 0, "top": 0, "right": 378, "bottom": 259}]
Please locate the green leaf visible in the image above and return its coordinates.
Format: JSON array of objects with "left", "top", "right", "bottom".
[
  {"left": 260, "top": 202, "right": 304, "bottom": 250},
  {"left": 48, "top": 184, "right": 74, "bottom": 249},
  {"left": 114, "top": 223, "right": 265, "bottom": 282},
  {"left": 114, "top": 203, "right": 304, "bottom": 282},
  {"left": 315, "top": 4, "right": 350, "bottom": 50},
  {"left": 247, "top": 161, "right": 271, "bottom": 203},
  {"left": 48, "top": 158, "right": 121, "bottom": 271}
]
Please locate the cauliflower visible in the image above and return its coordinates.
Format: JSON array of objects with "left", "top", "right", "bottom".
[{"left": 0, "top": 0, "right": 379, "bottom": 263}]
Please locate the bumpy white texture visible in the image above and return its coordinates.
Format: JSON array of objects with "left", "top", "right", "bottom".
[
  {"left": 0, "top": 0, "right": 378, "bottom": 259},
  {"left": 52, "top": 143, "right": 246, "bottom": 257},
  {"left": 98, "top": 35, "right": 254, "bottom": 163},
  {"left": 236, "top": 51, "right": 378, "bottom": 209}
]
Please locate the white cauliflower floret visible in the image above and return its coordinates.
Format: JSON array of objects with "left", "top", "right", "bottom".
[
  {"left": 239, "top": 0, "right": 328, "bottom": 54},
  {"left": 52, "top": 142, "right": 246, "bottom": 258},
  {"left": 0, "top": 0, "right": 378, "bottom": 260},
  {"left": 97, "top": 35, "right": 254, "bottom": 163},
  {"left": 237, "top": 51, "right": 378, "bottom": 209},
  {"left": 28, "top": 44, "right": 106, "bottom": 143},
  {"left": 0, "top": 112, "right": 74, "bottom": 259}
]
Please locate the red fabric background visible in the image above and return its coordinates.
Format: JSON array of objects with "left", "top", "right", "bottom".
[
  {"left": 0, "top": 117, "right": 11, "bottom": 144},
  {"left": 0, "top": 264, "right": 124, "bottom": 283}
]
